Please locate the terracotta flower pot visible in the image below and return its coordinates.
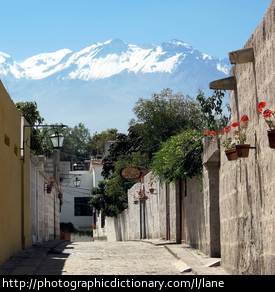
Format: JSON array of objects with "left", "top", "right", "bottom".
[
  {"left": 236, "top": 144, "right": 250, "bottom": 158},
  {"left": 267, "top": 130, "right": 275, "bottom": 149},
  {"left": 46, "top": 185, "right": 52, "bottom": 194},
  {"left": 149, "top": 188, "right": 155, "bottom": 194},
  {"left": 225, "top": 149, "right": 238, "bottom": 161},
  {"left": 139, "top": 195, "right": 148, "bottom": 203}
]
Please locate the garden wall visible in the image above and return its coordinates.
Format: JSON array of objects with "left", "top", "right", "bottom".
[
  {"left": 106, "top": 172, "right": 208, "bottom": 253},
  {"left": 30, "top": 155, "right": 61, "bottom": 243},
  {"left": 217, "top": 0, "right": 275, "bottom": 274},
  {"left": 107, "top": 173, "right": 171, "bottom": 242}
]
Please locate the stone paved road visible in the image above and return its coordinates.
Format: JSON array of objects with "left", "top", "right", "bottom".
[{"left": 35, "top": 241, "right": 191, "bottom": 275}]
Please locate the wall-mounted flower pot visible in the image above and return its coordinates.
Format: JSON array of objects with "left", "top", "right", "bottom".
[
  {"left": 133, "top": 200, "right": 139, "bottom": 205},
  {"left": 236, "top": 144, "right": 250, "bottom": 157},
  {"left": 225, "top": 149, "right": 238, "bottom": 161},
  {"left": 139, "top": 196, "right": 148, "bottom": 203},
  {"left": 149, "top": 188, "right": 155, "bottom": 194},
  {"left": 267, "top": 130, "right": 275, "bottom": 148},
  {"left": 46, "top": 185, "right": 52, "bottom": 194}
]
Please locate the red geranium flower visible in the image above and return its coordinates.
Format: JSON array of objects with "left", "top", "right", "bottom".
[
  {"left": 219, "top": 129, "right": 225, "bottom": 135},
  {"left": 257, "top": 101, "right": 266, "bottom": 112},
  {"left": 203, "top": 130, "right": 211, "bottom": 136},
  {"left": 231, "top": 122, "right": 239, "bottom": 127},
  {"left": 240, "top": 115, "right": 249, "bottom": 122},
  {"left": 210, "top": 131, "right": 217, "bottom": 136},
  {"left": 224, "top": 126, "right": 231, "bottom": 133},
  {"left": 263, "top": 109, "right": 272, "bottom": 118}
]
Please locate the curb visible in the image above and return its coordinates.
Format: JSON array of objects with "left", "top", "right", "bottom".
[
  {"left": 164, "top": 244, "right": 229, "bottom": 275},
  {"left": 164, "top": 245, "right": 192, "bottom": 273}
]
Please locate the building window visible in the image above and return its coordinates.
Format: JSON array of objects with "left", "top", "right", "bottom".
[{"left": 74, "top": 197, "right": 92, "bottom": 216}]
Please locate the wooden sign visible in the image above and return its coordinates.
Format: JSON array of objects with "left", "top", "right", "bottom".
[{"left": 120, "top": 167, "right": 142, "bottom": 180}]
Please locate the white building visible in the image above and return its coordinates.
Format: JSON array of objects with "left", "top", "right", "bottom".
[{"left": 60, "top": 159, "right": 103, "bottom": 229}]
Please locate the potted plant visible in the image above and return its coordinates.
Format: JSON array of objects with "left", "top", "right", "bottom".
[
  {"left": 205, "top": 127, "right": 237, "bottom": 161},
  {"left": 137, "top": 189, "right": 148, "bottom": 203},
  {"left": 232, "top": 115, "right": 250, "bottom": 157},
  {"left": 130, "top": 193, "right": 140, "bottom": 204},
  {"left": 203, "top": 130, "right": 219, "bottom": 142},
  {"left": 148, "top": 181, "right": 155, "bottom": 194},
  {"left": 132, "top": 194, "right": 139, "bottom": 204},
  {"left": 258, "top": 102, "right": 275, "bottom": 148},
  {"left": 46, "top": 178, "right": 55, "bottom": 194},
  {"left": 220, "top": 126, "right": 237, "bottom": 160}
]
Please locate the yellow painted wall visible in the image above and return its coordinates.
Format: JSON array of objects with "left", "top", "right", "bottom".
[
  {"left": 0, "top": 80, "right": 31, "bottom": 266},
  {"left": 21, "top": 119, "right": 32, "bottom": 249}
]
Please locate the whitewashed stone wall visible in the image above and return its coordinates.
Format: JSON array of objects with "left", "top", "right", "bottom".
[
  {"left": 107, "top": 172, "right": 175, "bottom": 242},
  {"left": 30, "top": 155, "right": 61, "bottom": 244},
  {"left": 217, "top": 1, "right": 275, "bottom": 274},
  {"left": 106, "top": 172, "right": 203, "bottom": 245}
]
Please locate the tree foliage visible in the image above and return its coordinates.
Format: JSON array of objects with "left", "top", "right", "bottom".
[
  {"left": 90, "top": 173, "right": 129, "bottom": 217},
  {"left": 151, "top": 129, "right": 203, "bottom": 183},
  {"left": 196, "top": 89, "right": 230, "bottom": 131},
  {"left": 60, "top": 123, "right": 92, "bottom": 161},
  {"left": 129, "top": 88, "right": 202, "bottom": 158},
  {"left": 16, "top": 101, "right": 44, "bottom": 126},
  {"left": 101, "top": 130, "right": 144, "bottom": 180},
  {"left": 88, "top": 128, "right": 118, "bottom": 157},
  {"left": 16, "top": 101, "right": 49, "bottom": 155}
]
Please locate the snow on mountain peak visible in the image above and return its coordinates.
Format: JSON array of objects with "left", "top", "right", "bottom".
[
  {"left": 0, "top": 39, "right": 230, "bottom": 81},
  {"left": 0, "top": 52, "right": 12, "bottom": 63},
  {"left": 20, "top": 49, "right": 73, "bottom": 79},
  {"left": 168, "top": 39, "right": 192, "bottom": 48}
]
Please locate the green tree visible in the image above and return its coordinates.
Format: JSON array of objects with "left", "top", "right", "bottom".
[
  {"left": 101, "top": 130, "right": 144, "bottom": 180},
  {"left": 16, "top": 101, "right": 47, "bottom": 155},
  {"left": 16, "top": 101, "right": 44, "bottom": 126},
  {"left": 98, "top": 88, "right": 230, "bottom": 215},
  {"left": 196, "top": 89, "right": 230, "bottom": 131},
  {"left": 60, "top": 123, "right": 92, "bottom": 161},
  {"left": 88, "top": 128, "right": 118, "bottom": 157},
  {"left": 90, "top": 165, "right": 130, "bottom": 217},
  {"left": 151, "top": 129, "right": 203, "bottom": 183},
  {"left": 130, "top": 88, "right": 202, "bottom": 158}
]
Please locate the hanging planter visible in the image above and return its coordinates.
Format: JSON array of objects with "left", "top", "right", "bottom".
[
  {"left": 225, "top": 148, "right": 238, "bottom": 161},
  {"left": 149, "top": 188, "right": 155, "bottom": 194},
  {"left": 139, "top": 195, "right": 148, "bottom": 204},
  {"left": 148, "top": 181, "right": 156, "bottom": 194},
  {"left": 231, "top": 115, "right": 250, "bottom": 158},
  {"left": 45, "top": 178, "right": 55, "bottom": 194},
  {"left": 46, "top": 184, "right": 52, "bottom": 194},
  {"left": 236, "top": 144, "right": 250, "bottom": 158},
  {"left": 267, "top": 129, "right": 275, "bottom": 149},
  {"left": 257, "top": 102, "right": 275, "bottom": 149}
]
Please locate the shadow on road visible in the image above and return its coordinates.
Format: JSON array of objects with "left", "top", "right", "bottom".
[{"left": 34, "top": 241, "right": 73, "bottom": 275}]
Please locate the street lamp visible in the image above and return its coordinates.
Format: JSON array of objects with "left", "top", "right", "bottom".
[
  {"left": 73, "top": 177, "right": 81, "bottom": 187},
  {"left": 21, "top": 124, "right": 67, "bottom": 162},
  {"left": 49, "top": 131, "right": 65, "bottom": 149}
]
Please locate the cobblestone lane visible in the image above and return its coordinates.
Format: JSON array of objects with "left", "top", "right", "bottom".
[{"left": 35, "top": 241, "right": 190, "bottom": 275}]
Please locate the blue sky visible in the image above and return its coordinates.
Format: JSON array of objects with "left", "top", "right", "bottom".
[{"left": 0, "top": 0, "right": 271, "bottom": 61}]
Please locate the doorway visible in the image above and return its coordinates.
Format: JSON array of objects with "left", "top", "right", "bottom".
[
  {"left": 166, "top": 183, "right": 170, "bottom": 240},
  {"left": 179, "top": 179, "right": 186, "bottom": 243},
  {"left": 205, "top": 161, "right": 221, "bottom": 257}
]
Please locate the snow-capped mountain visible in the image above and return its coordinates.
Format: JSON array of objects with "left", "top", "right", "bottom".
[
  {"left": 1, "top": 39, "right": 230, "bottom": 81},
  {"left": 0, "top": 39, "right": 231, "bottom": 133}
]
